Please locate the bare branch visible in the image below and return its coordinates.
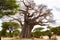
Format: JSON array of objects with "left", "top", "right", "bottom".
[
  {"left": 7, "top": 15, "right": 23, "bottom": 26},
  {"left": 21, "top": 0, "right": 28, "bottom": 7}
]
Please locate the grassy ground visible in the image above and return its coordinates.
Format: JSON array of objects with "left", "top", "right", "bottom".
[
  {"left": 2, "top": 36, "right": 60, "bottom": 40},
  {"left": 1, "top": 37, "right": 47, "bottom": 40}
]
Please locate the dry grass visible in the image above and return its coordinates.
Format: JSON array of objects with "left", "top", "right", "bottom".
[
  {"left": 1, "top": 37, "right": 46, "bottom": 40},
  {"left": 2, "top": 36, "right": 60, "bottom": 40}
]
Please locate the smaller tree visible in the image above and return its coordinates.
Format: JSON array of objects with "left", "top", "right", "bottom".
[
  {"left": 32, "top": 27, "right": 44, "bottom": 38},
  {"left": 51, "top": 26, "right": 60, "bottom": 35},
  {"left": 41, "top": 26, "right": 52, "bottom": 39},
  {"left": 1, "top": 22, "right": 20, "bottom": 37},
  {"left": 47, "top": 25, "right": 52, "bottom": 39}
]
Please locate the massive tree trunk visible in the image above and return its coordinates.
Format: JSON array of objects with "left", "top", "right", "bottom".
[{"left": 20, "top": 24, "right": 34, "bottom": 38}]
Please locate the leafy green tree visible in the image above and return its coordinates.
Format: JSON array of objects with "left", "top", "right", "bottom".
[
  {"left": 55, "top": 26, "right": 60, "bottom": 35},
  {"left": 41, "top": 26, "right": 52, "bottom": 39},
  {"left": 32, "top": 27, "right": 44, "bottom": 38},
  {"left": 51, "top": 26, "right": 60, "bottom": 35},
  {"left": 0, "top": 0, "right": 19, "bottom": 18},
  {"left": 1, "top": 22, "right": 20, "bottom": 37}
]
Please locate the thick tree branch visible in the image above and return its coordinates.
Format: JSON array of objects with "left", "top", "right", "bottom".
[{"left": 19, "top": 9, "right": 26, "bottom": 12}]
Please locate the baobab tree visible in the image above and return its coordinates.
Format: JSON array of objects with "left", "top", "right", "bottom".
[
  {"left": 1, "top": 0, "right": 54, "bottom": 38},
  {"left": 18, "top": 0, "right": 54, "bottom": 38}
]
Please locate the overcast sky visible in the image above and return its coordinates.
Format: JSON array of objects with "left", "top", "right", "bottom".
[{"left": 34, "top": 0, "right": 60, "bottom": 26}]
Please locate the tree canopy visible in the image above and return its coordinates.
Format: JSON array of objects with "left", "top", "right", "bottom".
[
  {"left": 32, "top": 27, "right": 44, "bottom": 38},
  {"left": 51, "top": 26, "right": 60, "bottom": 35},
  {"left": 0, "top": 0, "right": 19, "bottom": 18},
  {"left": 1, "top": 22, "right": 20, "bottom": 37}
]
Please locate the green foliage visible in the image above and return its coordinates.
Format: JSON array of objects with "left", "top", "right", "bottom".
[
  {"left": 33, "top": 27, "right": 44, "bottom": 32},
  {"left": 1, "top": 22, "right": 20, "bottom": 37},
  {"left": 51, "top": 26, "right": 60, "bottom": 35},
  {"left": 31, "top": 31, "right": 42, "bottom": 38},
  {"left": 2, "top": 22, "right": 20, "bottom": 29},
  {"left": 13, "top": 30, "right": 20, "bottom": 36},
  {"left": 41, "top": 26, "right": 52, "bottom": 39},
  {"left": 47, "top": 25, "right": 52, "bottom": 29},
  {"left": 0, "top": 0, "right": 19, "bottom": 18},
  {"left": 42, "top": 26, "right": 60, "bottom": 39},
  {"left": 1, "top": 29, "right": 6, "bottom": 37},
  {"left": 45, "top": 30, "right": 52, "bottom": 38},
  {"left": 32, "top": 27, "right": 44, "bottom": 38},
  {"left": 32, "top": 26, "right": 60, "bottom": 38},
  {"left": 0, "top": 32, "right": 1, "bottom": 36},
  {"left": 4, "top": 30, "right": 20, "bottom": 37}
]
